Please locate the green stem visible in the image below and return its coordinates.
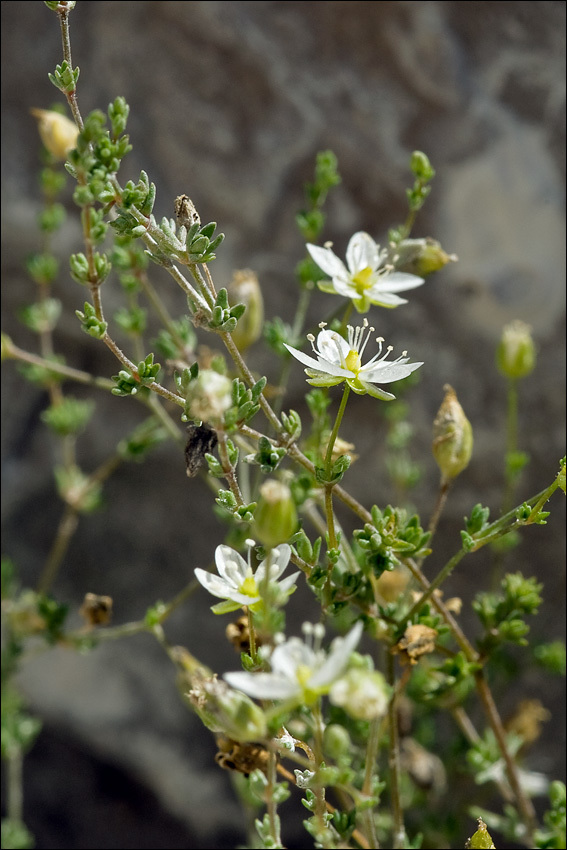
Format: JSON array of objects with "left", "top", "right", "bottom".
[
  {"left": 401, "top": 547, "right": 467, "bottom": 626},
  {"left": 387, "top": 653, "right": 406, "bottom": 849},
  {"left": 324, "top": 384, "right": 351, "bottom": 474},
  {"left": 323, "top": 384, "right": 351, "bottom": 554},
  {"left": 36, "top": 504, "right": 79, "bottom": 595},
  {"left": 361, "top": 716, "right": 381, "bottom": 848}
]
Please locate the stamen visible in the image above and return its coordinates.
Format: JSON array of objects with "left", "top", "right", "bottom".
[
  {"left": 318, "top": 321, "right": 327, "bottom": 329},
  {"left": 313, "top": 623, "right": 325, "bottom": 653},
  {"left": 330, "top": 332, "right": 346, "bottom": 366},
  {"left": 359, "top": 324, "right": 375, "bottom": 357},
  {"left": 324, "top": 241, "right": 333, "bottom": 249},
  {"left": 307, "top": 333, "right": 315, "bottom": 342}
]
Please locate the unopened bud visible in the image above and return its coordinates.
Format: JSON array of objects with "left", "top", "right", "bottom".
[
  {"left": 228, "top": 269, "right": 264, "bottom": 351},
  {"left": 329, "top": 667, "right": 391, "bottom": 721},
  {"left": 496, "top": 320, "right": 536, "bottom": 379},
  {"left": 432, "top": 385, "right": 473, "bottom": 481},
  {"left": 186, "top": 369, "right": 232, "bottom": 425},
  {"left": 171, "top": 646, "right": 267, "bottom": 742},
  {"left": 389, "top": 238, "right": 457, "bottom": 277},
  {"left": 30, "top": 108, "right": 78, "bottom": 160},
  {"left": 253, "top": 479, "right": 298, "bottom": 549},
  {"left": 465, "top": 817, "right": 495, "bottom": 849},
  {"left": 323, "top": 724, "right": 352, "bottom": 760}
]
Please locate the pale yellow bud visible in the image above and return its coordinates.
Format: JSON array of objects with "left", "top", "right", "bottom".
[
  {"left": 228, "top": 269, "right": 264, "bottom": 351},
  {"left": 390, "top": 238, "right": 458, "bottom": 277},
  {"left": 432, "top": 385, "right": 473, "bottom": 481},
  {"left": 253, "top": 479, "right": 297, "bottom": 549},
  {"left": 30, "top": 108, "right": 79, "bottom": 160},
  {"left": 496, "top": 320, "right": 536, "bottom": 379}
]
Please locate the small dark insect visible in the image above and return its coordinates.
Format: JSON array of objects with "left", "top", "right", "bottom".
[{"left": 184, "top": 423, "right": 217, "bottom": 477}]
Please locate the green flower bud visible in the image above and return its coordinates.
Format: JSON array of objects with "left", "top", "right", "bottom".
[
  {"left": 329, "top": 667, "right": 391, "bottom": 721},
  {"left": 171, "top": 647, "right": 267, "bottom": 742},
  {"left": 389, "top": 238, "right": 458, "bottom": 277},
  {"left": 186, "top": 369, "right": 232, "bottom": 425},
  {"left": 30, "top": 108, "right": 78, "bottom": 160},
  {"left": 496, "top": 320, "right": 536, "bottom": 379},
  {"left": 252, "top": 479, "right": 298, "bottom": 549},
  {"left": 228, "top": 269, "right": 264, "bottom": 351},
  {"left": 432, "top": 385, "right": 473, "bottom": 482},
  {"left": 323, "top": 724, "right": 352, "bottom": 761},
  {"left": 465, "top": 818, "right": 495, "bottom": 849}
]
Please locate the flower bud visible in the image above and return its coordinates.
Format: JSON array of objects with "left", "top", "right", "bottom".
[
  {"left": 1, "top": 333, "right": 14, "bottom": 361},
  {"left": 252, "top": 479, "right": 298, "bottom": 549},
  {"left": 30, "top": 108, "right": 79, "bottom": 160},
  {"left": 228, "top": 269, "right": 264, "bottom": 351},
  {"left": 432, "top": 385, "right": 473, "bottom": 481},
  {"left": 329, "top": 667, "right": 391, "bottom": 721},
  {"left": 186, "top": 369, "right": 232, "bottom": 425},
  {"left": 171, "top": 646, "right": 267, "bottom": 742},
  {"left": 389, "top": 238, "right": 457, "bottom": 277},
  {"left": 496, "top": 320, "right": 536, "bottom": 379},
  {"left": 323, "top": 724, "right": 352, "bottom": 760}
]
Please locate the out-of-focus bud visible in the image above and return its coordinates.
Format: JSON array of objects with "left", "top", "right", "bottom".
[
  {"left": 324, "top": 435, "right": 358, "bottom": 465},
  {"left": 432, "top": 384, "right": 473, "bottom": 482},
  {"left": 228, "top": 269, "right": 264, "bottom": 351},
  {"left": 329, "top": 667, "right": 391, "bottom": 721},
  {"left": 496, "top": 320, "right": 536, "bottom": 379},
  {"left": 323, "top": 724, "right": 352, "bottom": 760},
  {"left": 252, "top": 479, "right": 298, "bottom": 549},
  {"left": 389, "top": 238, "right": 457, "bottom": 277},
  {"left": 1, "top": 333, "right": 14, "bottom": 361},
  {"left": 30, "top": 108, "right": 79, "bottom": 160},
  {"left": 186, "top": 369, "right": 232, "bottom": 425},
  {"left": 170, "top": 646, "right": 267, "bottom": 742}
]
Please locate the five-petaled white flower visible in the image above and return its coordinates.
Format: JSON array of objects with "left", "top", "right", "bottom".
[
  {"left": 307, "top": 231, "right": 424, "bottom": 313},
  {"left": 224, "top": 621, "right": 364, "bottom": 705},
  {"left": 284, "top": 321, "right": 423, "bottom": 401},
  {"left": 195, "top": 543, "right": 299, "bottom": 615}
]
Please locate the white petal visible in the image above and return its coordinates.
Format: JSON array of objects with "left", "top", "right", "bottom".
[
  {"left": 285, "top": 343, "right": 351, "bottom": 379},
  {"left": 309, "top": 621, "right": 363, "bottom": 689},
  {"left": 271, "top": 638, "right": 315, "bottom": 679},
  {"left": 277, "top": 572, "right": 301, "bottom": 594},
  {"left": 367, "top": 291, "right": 408, "bottom": 308},
  {"left": 224, "top": 671, "right": 300, "bottom": 700},
  {"left": 371, "top": 272, "right": 424, "bottom": 294},
  {"left": 362, "top": 359, "right": 423, "bottom": 384},
  {"left": 307, "top": 243, "right": 348, "bottom": 279},
  {"left": 215, "top": 545, "right": 248, "bottom": 586},
  {"left": 346, "top": 232, "right": 381, "bottom": 275},
  {"left": 194, "top": 568, "right": 234, "bottom": 599},
  {"left": 316, "top": 329, "right": 350, "bottom": 364},
  {"left": 283, "top": 343, "right": 328, "bottom": 371}
]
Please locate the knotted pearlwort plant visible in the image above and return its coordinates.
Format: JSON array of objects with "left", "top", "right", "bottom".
[{"left": 1, "top": 4, "right": 565, "bottom": 850}]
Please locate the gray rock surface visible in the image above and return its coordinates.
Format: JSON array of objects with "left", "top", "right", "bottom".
[{"left": 1, "top": 2, "right": 565, "bottom": 848}]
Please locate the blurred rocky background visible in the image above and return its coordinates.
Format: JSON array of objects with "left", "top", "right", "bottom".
[{"left": 1, "top": 1, "right": 565, "bottom": 848}]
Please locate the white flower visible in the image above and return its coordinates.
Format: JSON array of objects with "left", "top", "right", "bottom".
[
  {"left": 284, "top": 320, "right": 423, "bottom": 401},
  {"left": 224, "top": 621, "right": 364, "bottom": 705},
  {"left": 195, "top": 543, "right": 299, "bottom": 614},
  {"left": 307, "top": 231, "right": 424, "bottom": 313}
]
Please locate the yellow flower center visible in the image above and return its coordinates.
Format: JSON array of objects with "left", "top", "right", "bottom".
[
  {"left": 296, "top": 664, "right": 313, "bottom": 688},
  {"left": 239, "top": 573, "right": 259, "bottom": 598},
  {"left": 345, "top": 349, "right": 361, "bottom": 374},
  {"left": 351, "top": 266, "right": 374, "bottom": 294}
]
